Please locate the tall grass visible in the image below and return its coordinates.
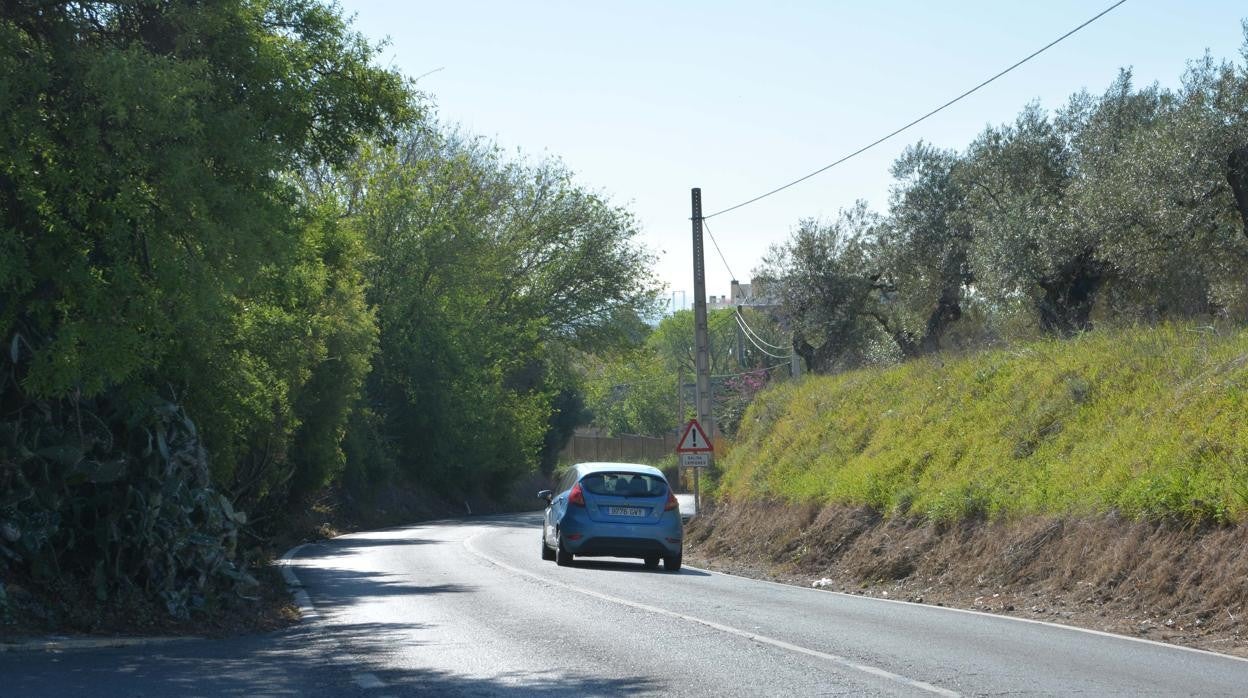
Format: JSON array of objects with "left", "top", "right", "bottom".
[{"left": 718, "top": 325, "right": 1248, "bottom": 524}]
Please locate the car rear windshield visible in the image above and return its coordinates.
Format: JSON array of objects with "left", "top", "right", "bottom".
[{"left": 579, "top": 472, "right": 667, "bottom": 497}]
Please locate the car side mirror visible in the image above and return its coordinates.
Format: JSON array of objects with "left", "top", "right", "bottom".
[{"left": 537, "top": 489, "right": 553, "bottom": 503}]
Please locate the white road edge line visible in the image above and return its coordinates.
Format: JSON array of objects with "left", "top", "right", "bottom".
[
  {"left": 278, "top": 543, "right": 320, "bottom": 621},
  {"left": 678, "top": 562, "right": 1248, "bottom": 666},
  {"left": 491, "top": 512, "right": 1248, "bottom": 665},
  {"left": 463, "top": 532, "right": 959, "bottom": 697}
]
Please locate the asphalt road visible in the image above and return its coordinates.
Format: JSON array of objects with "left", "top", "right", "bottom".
[{"left": 4, "top": 512, "right": 1248, "bottom": 696}]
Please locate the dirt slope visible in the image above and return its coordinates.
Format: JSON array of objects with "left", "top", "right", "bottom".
[{"left": 686, "top": 499, "right": 1248, "bottom": 658}]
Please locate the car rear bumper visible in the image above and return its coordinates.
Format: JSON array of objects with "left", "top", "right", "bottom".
[
  {"left": 558, "top": 511, "right": 682, "bottom": 557},
  {"left": 570, "top": 535, "right": 679, "bottom": 557}
]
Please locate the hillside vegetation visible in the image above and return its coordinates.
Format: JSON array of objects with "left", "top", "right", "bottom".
[{"left": 717, "top": 325, "right": 1248, "bottom": 524}]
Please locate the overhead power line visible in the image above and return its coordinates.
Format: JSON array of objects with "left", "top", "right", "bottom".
[
  {"left": 736, "top": 315, "right": 789, "bottom": 359},
  {"left": 728, "top": 315, "right": 788, "bottom": 359},
  {"left": 711, "top": 362, "right": 791, "bottom": 380},
  {"left": 735, "top": 310, "right": 787, "bottom": 351},
  {"left": 702, "top": 0, "right": 1129, "bottom": 220},
  {"left": 700, "top": 218, "right": 736, "bottom": 281},
  {"left": 733, "top": 309, "right": 783, "bottom": 349}
]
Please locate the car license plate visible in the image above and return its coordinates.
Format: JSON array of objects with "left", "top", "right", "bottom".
[{"left": 607, "top": 506, "right": 645, "bottom": 517}]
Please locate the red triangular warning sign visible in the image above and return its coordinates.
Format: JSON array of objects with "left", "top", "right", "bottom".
[{"left": 676, "top": 419, "right": 713, "bottom": 453}]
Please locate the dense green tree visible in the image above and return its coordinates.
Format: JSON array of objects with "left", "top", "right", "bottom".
[
  {"left": 1231, "top": 144, "right": 1248, "bottom": 237},
  {"left": 338, "top": 126, "right": 658, "bottom": 496},
  {"left": 647, "top": 308, "right": 743, "bottom": 377},
  {"left": 959, "top": 103, "right": 1107, "bottom": 336},
  {"left": 871, "top": 142, "right": 973, "bottom": 356},
  {"left": 757, "top": 206, "right": 893, "bottom": 373},
  {"left": 1221, "top": 23, "right": 1248, "bottom": 241},
  {"left": 0, "top": 0, "right": 409, "bottom": 397},
  {"left": 771, "top": 28, "right": 1248, "bottom": 359},
  {"left": 1087, "top": 63, "right": 1248, "bottom": 319},
  {"left": 582, "top": 305, "right": 788, "bottom": 437},
  {"left": 583, "top": 347, "right": 676, "bottom": 437},
  {"left": 958, "top": 60, "right": 1248, "bottom": 333},
  {"left": 282, "top": 207, "right": 378, "bottom": 505},
  {"left": 0, "top": 0, "right": 410, "bottom": 614}
]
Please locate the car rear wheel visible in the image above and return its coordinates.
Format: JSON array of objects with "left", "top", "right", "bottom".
[
  {"left": 643, "top": 556, "right": 660, "bottom": 569},
  {"left": 541, "top": 536, "right": 556, "bottom": 561},
  {"left": 663, "top": 553, "right": 682, "bottom": 572},
  {"left": 556, "top": 543, "right": 574, "bottom": 567}
]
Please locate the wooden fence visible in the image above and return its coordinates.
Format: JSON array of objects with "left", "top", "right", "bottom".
[{"left": 558, "top": 433, "right": 680, "bottom": 465}]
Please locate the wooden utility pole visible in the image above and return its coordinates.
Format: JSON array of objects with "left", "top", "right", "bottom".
[{"left": 691, "top": 188, "right": 712, "bottom": 513}]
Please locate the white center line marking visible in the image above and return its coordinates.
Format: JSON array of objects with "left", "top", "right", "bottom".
[{"left": 464, "top": 532, "right": 959, "bottom": 697}]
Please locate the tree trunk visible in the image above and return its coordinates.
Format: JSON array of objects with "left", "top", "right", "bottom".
[
  {"left": 792, "top": 333, "right": 840, "bottom": 374},
  {"left": 1036, "top": 252, "right": 1108, "bottom": 337},
  {"left": 918, "top": 283, "right": 963, "bottom": 355},
  {"left": 867, "top": 311, "right": 920, "bottom": 360},
  {"left": 792, "top": 334, "right": 816, "bottom": 373},
  {"left": 873, "top": 265, "right": 965, "bottom": 360},
  {"left": 1228, "top": 145, "right": 1248, "bottom": 239}
]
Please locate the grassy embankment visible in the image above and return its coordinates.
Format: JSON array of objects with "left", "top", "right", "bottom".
[{"left": 717, "top": 324, "right": 1248, "bottom": 525}]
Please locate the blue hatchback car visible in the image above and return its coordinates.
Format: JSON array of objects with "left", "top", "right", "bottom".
[{"left": 539, "top": 462, "right": 683, "bottom": 571}]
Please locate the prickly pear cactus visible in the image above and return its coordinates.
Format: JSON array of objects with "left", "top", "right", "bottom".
[{"left": 1, "top": 377, "right": 254, "bottom": 620}]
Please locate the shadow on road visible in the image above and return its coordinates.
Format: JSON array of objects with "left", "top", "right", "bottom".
[
  {"left": 282, "top": 520, "right": 537, "bottom": 615},
  {"left": 365, "top": 666, "right": 667, "bottom": 696},
  {"left": 310, "top": 536, "right": 439, "bottom": 549},
  {"left": 289, "top": 563, "right": 474, "bottom": 614},
  {"left": 568, "top": 558, "right": 712, "bottom": 577},
  {"left": 433, "top": 513, "right": 543, "bottom": 529},
  {"left": 2, "top": 620, "right": 667, "bottom": 697},
  {"left": 334, "top": 513, "right": 542, "bottom": 536}
]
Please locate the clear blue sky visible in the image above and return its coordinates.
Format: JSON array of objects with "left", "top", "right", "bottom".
[{"left": 337, "top": 0, "right": 1247, "bottom": 309}]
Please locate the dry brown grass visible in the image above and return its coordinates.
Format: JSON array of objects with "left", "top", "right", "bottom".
[{"left": 686, "top": 499, "right": 1248, "bottom": 657}]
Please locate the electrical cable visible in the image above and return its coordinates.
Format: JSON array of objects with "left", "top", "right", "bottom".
[
  {"left": 739, "top": 336, "right": 789, "bottom": 361},
  {"left": 710, "top": 361, "right": 791, "bottom": 380},
  {"left": 739, "top": 319, "right": 786, "bottom": 352},
  {"left": 739, "top": 330, "right": 790, "bottom": 360},
  {"left": 704, "top": 212, "right": 792, "bottom": 357},
  {"left": 608, "top": 357, "right": 790, "bottom": 392},
  {"left": 702, "top": 0, "right": 1129, "bottom": 220},
  {"left": 734, "top": 314, "right": 791, "bottom": 359},
  {"left": 700, "top": 218, "right": 736, "bottom": 281},
  {"left": 735, "top": 309, "right": 787, "bottom": 350}
]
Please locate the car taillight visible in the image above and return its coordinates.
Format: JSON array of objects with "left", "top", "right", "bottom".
[
  {"left": 665, "top": 490, "right": 679, "bottom": 511},
  {"left": 568, "top": 482, "right": 585, "bottom": 507}
]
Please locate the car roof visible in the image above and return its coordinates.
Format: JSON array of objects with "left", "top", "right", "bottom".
[{"left": 573, "top": 462, "right": 665, "bottom": 478}]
